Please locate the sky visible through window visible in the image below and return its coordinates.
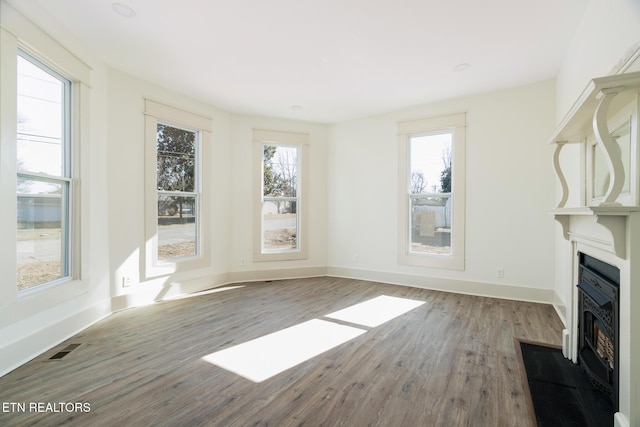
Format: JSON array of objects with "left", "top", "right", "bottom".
[
  {"left": 17, "top": 54, "right": 65, "bottom": 190},
  {"left": 410, "top": 132, "right": 452, "bottom": 194}
]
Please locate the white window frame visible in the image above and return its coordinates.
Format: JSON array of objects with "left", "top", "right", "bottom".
[
  {"left": 0, "top": 7, "right": 91, "bottom": 316},
  {"left": 144, "top": 99, "right": 212, "bottom": 278},
  {"left": 16, "top": 50, "right": 73, "bottom": 293},
  {"left": 397, "top": 113, "right": 466, "bottom": 270},
  {"left": 253, "top": 129, "right": 309, "bottom": 262}
]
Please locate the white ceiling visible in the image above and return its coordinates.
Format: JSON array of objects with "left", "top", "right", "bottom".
[{"left": 15, "top": 0, "right": 588, "bottom": 123}]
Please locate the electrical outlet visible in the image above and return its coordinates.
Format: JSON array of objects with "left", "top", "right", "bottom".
[
  {"left": 240, "top": 258, "right": 246, "bottom": 266},
  {"left": 355, "top": 254, "right": 360, "bottom": 264},
  {"left": 496, "top": 268, "right": 504, "bottom": 279},
  {"left": 122, "top": 276, "right": 131, "bottom": 287}
]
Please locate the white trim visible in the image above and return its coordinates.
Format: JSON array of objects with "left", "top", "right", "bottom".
[
  {"left": 111, "top": 267, "right": 328, "bottom": 312},
  {"left": 398, "top": 112, "right": 467, "bottom": 134},
  {"left": 253, "top": 129, "right": 309, "bottom": 262},
  {"left": 326, "top": 266, "right": 556, "bottom": 304},
  {"left": 229, "top": 266, "right": 326, "bottom": 283},
  {"left": 0, "top": 28, "right": 19, "bottom": 309},
  {"left": 0, "top": 299, "right": 111, "bottom": 377},
  {"left": 1, "top": 2, "right": 91, "bottom": 84},
  {"left": 144, "top": 98, "right": 212, "bottom": 132},
  {"left": 143, "top": 100, "right": 212, "bottom": 279},
  {"left": 397, "top": 113, "right": 466, "bottom": 270},
  {"left": 253, "top": 128, "right": 308, "bottom": 145}
]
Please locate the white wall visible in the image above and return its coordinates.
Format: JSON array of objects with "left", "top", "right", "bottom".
[
  {"left": 327, "top": 80, "right": 557, "bottom": 302},
  {"left": 556, "top": 0, "right": 640, "bottom": 123}
]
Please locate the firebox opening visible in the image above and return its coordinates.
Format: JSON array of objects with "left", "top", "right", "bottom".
[{"left": 577, "top": 252, "right": 620, "bottom": 412}]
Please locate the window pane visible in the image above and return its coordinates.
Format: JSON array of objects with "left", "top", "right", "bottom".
[
  {"left": 263, "top": 145, "right": 297, "bottom": 197},
  {"left": 262, "top": 200, "right": 297, "bottom": 251},
  {"left": 410, "top": 195, "right": 451, "bottom": 255},
  {"left": 157, "top": 194, "right": 197, "bottom": 260},
  {"left": 409, "top": 132, "right": 452, "bottom": 255},
  {"left": 17, "top": 179, "right": 68, "bottom": 290},
  {"left": 593, "top": 121, "right": 631, "bottom": 199},
  {"left": 410, "top": 132, "right": 452, "bottom": 195},
  {"left": 17, "top": 55, "right": 66, "bottom": 177},
  {"left": 157, "top": 124, "right": 196, "bottom": 192}
]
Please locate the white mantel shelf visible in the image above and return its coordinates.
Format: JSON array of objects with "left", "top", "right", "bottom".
[
  {"left": 552, "top": 207, "right": 639, "bottom": 259},
  {"left": 551, "top": 206, "right": 640, "bottom": 216},
  {"left": 550, "top": 71, "right": 640, "bottom": 144}
]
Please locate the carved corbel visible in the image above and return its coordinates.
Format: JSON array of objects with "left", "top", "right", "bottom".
[
  {"left": 553, "top": 141, "right": 569, "bottom": 209},
  {"left": 593, "top": 87, "right": 626, "bottom": 206}
]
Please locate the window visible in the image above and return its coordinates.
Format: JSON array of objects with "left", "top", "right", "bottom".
[
  {"left": 409, "top": 131, "right": 452, "bottom": 255},
  {"left": 262, "top": 144, "right": 299, "bottom": 252},
  {"left": 144, "top": 100, "right": 212, "bottom": 277},
  {"left": 16, "top": 51, "right": 72, "bottom": 291},
  {"left": 398, "top": 113, "right": 466, "bottom": 270},
  {"left": 156, "top": 123, "right": 199, "bottom": 261},
  {"left": 253, "top": 129, "right": 308, "bottom": 261},
  {"left": 1, "top": 11, "right": 90, "bottom": 311}
]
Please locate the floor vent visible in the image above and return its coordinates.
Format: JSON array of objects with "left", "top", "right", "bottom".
[{"left": 48, "top": 343, "right": 82, "bottom": 361}]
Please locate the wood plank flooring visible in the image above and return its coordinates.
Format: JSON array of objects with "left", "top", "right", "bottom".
[{"left": 0, "top": 277, "right": 563, "bottom": 426}]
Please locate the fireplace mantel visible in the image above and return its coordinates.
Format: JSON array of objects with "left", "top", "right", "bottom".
[
  {"left": 551, "top": 70, "right": 640, "bottom": 427},
  {"left": 552, "top": 206, "right": 640, "bottom": 259},
  {"left": 550, "top": 71, "right": 640, "bottom": 260},
  {"left": 551, "top": 71, "right": 640, "bottom": 212}
]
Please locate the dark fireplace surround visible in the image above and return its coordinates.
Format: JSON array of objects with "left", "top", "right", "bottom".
[{"left": 577, "top": 252, "right": 620, "bottom": 411}]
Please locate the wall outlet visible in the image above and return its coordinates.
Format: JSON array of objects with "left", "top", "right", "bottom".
[
  {"left": 122, "top": 276, "right": 131, "bottom": 287},
  {"left": 240, "top": 258, "right": 246, "bottom": 266},
  {"left": 496, "top": 268, "right": 504, "bottom": 279},
  {"left": 355, "top": 254, "right": 360, "bottom": 264}
]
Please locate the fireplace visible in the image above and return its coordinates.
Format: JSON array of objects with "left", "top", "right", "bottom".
[{"left": 577, "top": 252, "right": 619, "bottom": 411}]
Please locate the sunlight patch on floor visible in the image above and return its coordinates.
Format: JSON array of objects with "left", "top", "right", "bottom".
[
  {"left": 202, "top": 319, "right": 366, "bottom": 382},
  {"left": 202, "top": 295, "right": 425, "bottom": 382},
  {"left": 324, "top": 295, "right": 426, "bottom": 327}
]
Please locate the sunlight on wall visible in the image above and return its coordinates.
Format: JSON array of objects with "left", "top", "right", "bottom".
[{"left": 202, "top": 295, "right": 425, "bottom": 382}]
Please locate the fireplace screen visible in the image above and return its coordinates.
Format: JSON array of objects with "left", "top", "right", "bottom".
[{"left": 594, "top": 324, "right": 614, "bottom": 370}]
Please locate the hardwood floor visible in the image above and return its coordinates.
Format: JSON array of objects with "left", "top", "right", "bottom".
[{"left": 0, "top": 277, "right": 563, "bottom": 426}]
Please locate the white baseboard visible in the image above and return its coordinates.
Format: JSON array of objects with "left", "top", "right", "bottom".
[
  {"left": 110, "top": 272, "right": 231, "bottom": 311},
  {"left": 110, "top": 267, "right": 328, "bottom": 312},
  {"left": 614, "top": 412, "right": 629, "bottom": 427},
  {"left": 0, "top": 300, "right": 111, "bottom": 377},
  {"left": 228, "top": 266, "right": 327, "bottom": 284},
  {"left": 552, "top": 302, "right": 567, "bottom": 327},
  {"left": 326, "top": 266, "right": 557, "bottom": 305}
]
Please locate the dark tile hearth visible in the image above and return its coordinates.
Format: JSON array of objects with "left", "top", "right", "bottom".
[{"left": 520, "top": 341, "right": 613, "bottom": 427}]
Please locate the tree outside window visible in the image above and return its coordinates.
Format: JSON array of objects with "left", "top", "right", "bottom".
[
  {"left": 262, "top": 144, "right": 299, "bottom": 252},
  {"left": 156, "top": 123, "right": 198, "bottom": 260}
]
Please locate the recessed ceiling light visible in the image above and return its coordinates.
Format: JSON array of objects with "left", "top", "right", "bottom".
[
  {"left": 454, "top": 63, "right": 471, "bottom": 72},
  {"left": 112, "top": 3, "right": 136, "bottom": 18},
  {"left": 291, "top": 105, "right": 303, "bottom": 111}
]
